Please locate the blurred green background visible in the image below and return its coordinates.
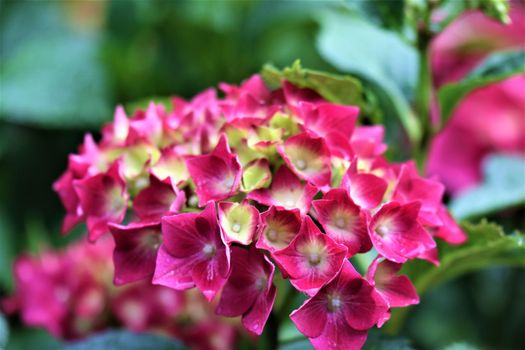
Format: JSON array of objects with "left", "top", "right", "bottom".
[{"left": 0, "top": 1, "right": 523, "bottom": 349}]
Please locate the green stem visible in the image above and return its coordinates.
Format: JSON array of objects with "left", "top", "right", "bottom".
[
  {"left": 278, "top": 283, "right": 298, "bottom": 320},
  {"left": 414, "top": 10, "right": 434, "bottom": 173}
]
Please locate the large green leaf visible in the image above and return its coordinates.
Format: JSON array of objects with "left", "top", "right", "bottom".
[
  {"left": 0, "top": 1, "right": 111, "bottom": 128},
  {"left": 261, "top": 60, "right": 364, "bottom": 108},
  {"left": 437, "top": 50, "right": 525, "bottom": 128},
  {"left": 403, "top": 220, "right": 525, "bottom": 295},
  {"left": 62, "top": 330, "right": 186, "bottom": 350},
  {"left": 450, "top": 154, "right": 525, "bottom": 220},
  {"left": 6, "top": 327, "right": 62, "bottom": 350},
  {"left": 316, "top": 10, "right": 421, "bottom": 144}
]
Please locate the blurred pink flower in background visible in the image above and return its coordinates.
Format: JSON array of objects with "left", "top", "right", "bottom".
[
  {"left": 428, "top": 4, "right": 525, "bottom": 195},
  {"left": 431, "top": 4, "right": 525, "bottom": 87}
]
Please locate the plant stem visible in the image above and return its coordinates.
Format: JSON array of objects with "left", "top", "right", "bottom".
[{"left": 414, "top": 7, "right": 435, "bottom": 173}]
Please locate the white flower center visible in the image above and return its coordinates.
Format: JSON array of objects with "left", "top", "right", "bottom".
[
  {"left": 231, "top": 222, "right": 241, "bottom": 233},
  {"left": 267, "top": 229, "right": 278, "bottom": 242},
  {"left": 285, "top": 199, "right": 296, "bottom": 208},
  {"left": 335, "top": 217, "right": 346, "bottom": 229},
  {"left": 376, "top": 224, "right": 389, "bottom": 237},
  {"left": 327, "top": 295, "right": 342, "bottom": 312},
  {"left": 308, "top": 252, "right": 322, "bottom": 267},
  {"left": 202, "top": 244, "right": 216, "bottom": 258},
  {"left": 294, "top": 159, "right": 307, "bottom": 171}
]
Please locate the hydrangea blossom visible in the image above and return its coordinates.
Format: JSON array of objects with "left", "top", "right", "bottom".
[{"left": 47, "top": 75, "right": 465, "bottom": 349}]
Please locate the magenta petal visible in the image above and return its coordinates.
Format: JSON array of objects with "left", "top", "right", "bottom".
[
  {"left": 152, "top": 245, "right": 195, "bottom": 290},
  {"left": 73, "top": 162, "right": 128, "bottom": 241},
  {"left": 256, "top": 206, "right": 302, "bottom": 252},
  {"left": 191, "top": 258, "right": 228, "bottom": 302},
  {"left": 216, "top": 246, "right": 275, "bottom": 332},
  {"left": 369, "top": 202, "right": 437, "bottom": 263},
  {"left": 273, "top": 216, "right": 347, "bottom": 294},
  {"left": 312, "top": 189, "right": 372, "bottom": 257},
  {"left": 296, "top": 101, "right": 359, "bottom": 139},
  {"left": 309, "top": 314, "right": 368, "bottom": 350},
  {"left": 367, "top": 258, "right": 419, "bottom": 308},
  {"left": 278, "top": 132, "right": 332, "bottom": 189},
  {"left": 186, "top": 134, "right": 241, "bottom": 206},
  {"left": 134, "top": 175, "right": 184, "bottom": 221},
  {"left": 290, "top": 294, "right": 328, "bottom": 338},
  {"left": 248, "top": 165, "right": 318, "bottom": 214},
  {"left": 341, "top": 278, "right": 388, "bottom": 331},
  {"left": 242, "top": 284, "right": 277, "bottom": 335},
  {"left": 109, "top": 221, "right": 162, "bottom": 285}
]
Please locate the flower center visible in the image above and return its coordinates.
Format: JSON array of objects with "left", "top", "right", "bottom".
[
  {"left": 267, "top": 229, "right": 278, "bottom": 242},
  {"left": 202, "top": 244, "right": 216, "bottom": 259},
  {"left": 375, "top": 224, "right": 389, "bottom": 237},
  {"left": 308, "top": 252, "right": 322, "bottom": 267},
  {"left": 334, "top": 217, "right": 346, "bottom": 229},
  {"left": 284, "top": 199, "right": 296, "bottom": 208},
  {"left": 294, "top": 159, "right": 307, "bottom": 171},
  {"left": 327, "top": 294, "right": 342, "bottom": 312},
  {"left": 254, "top": 276, "right": 267, "bottom": 292},
  {"left": 231, "top": 222, "right": 241, "bottom": 233}
]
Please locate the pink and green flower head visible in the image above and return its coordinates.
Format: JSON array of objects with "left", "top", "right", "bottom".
[
  {"left": 248, "top": 165, "right": 318, "bottom": 215},
  {"left": 185, "top": 134, "right": 242, "bottom": 206},
  {"left": 256, "top": 206, "right": 302, "bottom": 253},
  {"left": 153, "top": 203, "right": 230, "bottom": 301},
  {"left": 278, "top": 131, "right": 332, "bottom": 190},
  {"left": 342, "top": 158, "right": 388, "bottom": 210},
  {"left": 369, "top": 201, "right": 436, "bottom": 263},
  {"left": 366, "top": 257, "right": 419, "bottom": 309},
  {"left": 290, "top": 261, "right": 388, "bottom": 350},
  {"left": 218, "top": 201, "right": 260, "bottom": 245},
  {"left": 133, "top": 175, "right": 185, "bottom": 222},
  {"left": 273, "top": 216, "right": 348, "bottom": 295},
  {"left": 216, "top": 246, "right": 276, "bottom": 335},
  {"left": 312, "top": 188, "right": 371, "bottom": 257},
  {"left": 109, "top": 221, "right": 162, "bottom": 285},
  {"left": 73, "top": 161, "right": 129, "bottom": 241}
]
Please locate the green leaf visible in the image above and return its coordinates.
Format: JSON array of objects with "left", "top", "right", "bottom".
[
  {"left": 450, "top": 154, "right": 525, "bottom": 220},
  {"left": 6, "top": 327, "right": 62, "bottom": 350},
  {"left": 62, "top": 330, "right": 186, "bottom": 350},
  {"left": 0, "top": 313, "right": 8, "bottom": 350},
  {"left": 363, "top": 330, "right": 415, "bottom": 350},
  {"left": 437, "top": 50, "right": 525, "bottom": 128},
  {"left": 442, "top": 343, "right": 481, "bottom": 350},
  {"left": 403, "top": 220, "right": 525, "bottom": 295},
  {"left": 261, "top": 60, "right": 364, "bottom": 108},
  {"left": 0, "top": 2, "right": 111, "bottom": 128},
  {"left": 316, "top": 10, "right": 421, "bottom": 144}
]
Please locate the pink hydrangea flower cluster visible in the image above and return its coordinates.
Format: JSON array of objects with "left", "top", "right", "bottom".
[
  {"left": 52, "top": 75, "right": 465, "bottom": 349},
  {"left": 2, "top": 238, "right": 237, "bottom": 350}
]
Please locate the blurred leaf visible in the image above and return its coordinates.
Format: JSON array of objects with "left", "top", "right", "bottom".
[
  {"left": 279, "top": 339, "right": 313, "bottom": 350},
  {"left": 0, "top": 2, "right": 111, "bottom": 128},
  {"left": 437, "top": 50, "right": 525, "bottom": 128},
  {"left": 344, "top": 0, "right": 405, "bottom": 30},
  {"left": 0, "top": 313, "right": 8, "bottom": 350},
  {"left": 0, "top": 211, "right": 15, "bottom": 291},
  {"left": 262, "top": 60, "right": 364, "bottom": 107},
  {"left": 125, "top": 97, "right": 173, "bottom": 114},
  {"left": 403, "top": 220, "right": 525, "bottom": 295},
  {"left": 450, "top": 155, "right": 525, "bottom": 220},
  {"left": 316, "top": 10, "right": 421, "bottom": 144},
  {"left": 442, "top": 342, "right": 481, "bottom": 350},
  {"left": 364, "top": 330, "right": 414, "bottom": 350},
  {"left": 62, "top": 330, "right": 185, "bottom": 350},
  {"left": 6, "top": 327, "right": 62, "bottom": 350}
]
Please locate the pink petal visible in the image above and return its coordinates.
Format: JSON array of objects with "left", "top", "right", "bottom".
[{"left": 109, "top": 221, "right": 162, "bottom": 285}]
